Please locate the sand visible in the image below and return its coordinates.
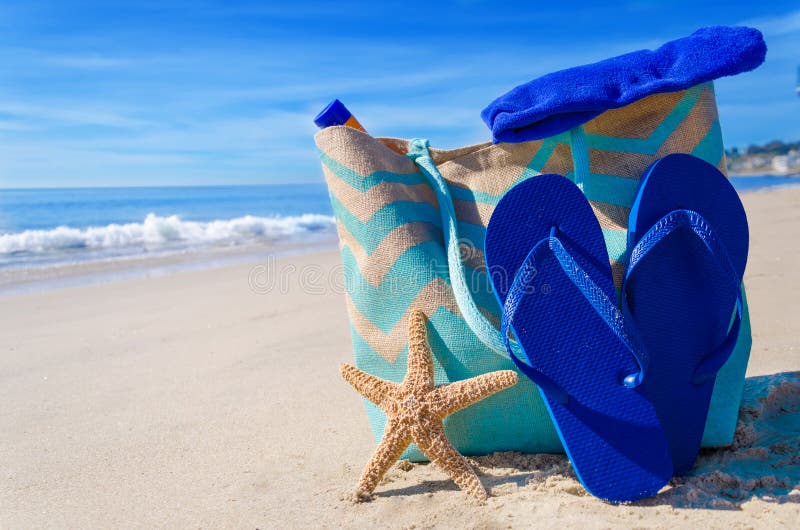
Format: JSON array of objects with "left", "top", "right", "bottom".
[{"left": 1, "top": 186, "right": 799, "bottom": 529}]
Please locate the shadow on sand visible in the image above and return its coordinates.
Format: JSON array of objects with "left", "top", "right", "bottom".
[{"left": 373, "top": 372, "right": 799, "bottom": 509}]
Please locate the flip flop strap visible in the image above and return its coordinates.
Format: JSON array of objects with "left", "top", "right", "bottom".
[
  {"left": 693, "top": 294, "right": 742, "bottom": 385},
  {"left": 407, "top": 138, "right": 508, "bottom": 355},
  {"left": 624, "top": 209, "right": 743, "bottom": 385},
  {"left": 501, "top": 230, "right": 648, "bottom": 404}
]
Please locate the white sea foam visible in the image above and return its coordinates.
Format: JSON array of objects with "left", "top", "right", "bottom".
[{"left": 0, "top": 213, "right": 336, "bottom": 256}]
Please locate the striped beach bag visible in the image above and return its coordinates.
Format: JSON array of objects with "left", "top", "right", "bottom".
[{"left": 315, "top": 27, "right": 764, "bottom": 461}]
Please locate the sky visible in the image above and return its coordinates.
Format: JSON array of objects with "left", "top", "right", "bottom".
[{"left": 0, "top": 0, "right": 798, "bottom": 188}]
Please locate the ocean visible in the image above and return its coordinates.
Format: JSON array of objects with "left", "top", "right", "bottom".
[
  {"left": 0, "top": 184, "right": 336, "bottom": 271},
  {"left": 1, "top": 176, "right": 798, "bottom": 272}
]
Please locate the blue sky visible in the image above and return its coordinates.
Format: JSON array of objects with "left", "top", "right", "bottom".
[{"left": 0, "top": 1, "right": 798, "bottom": 188}]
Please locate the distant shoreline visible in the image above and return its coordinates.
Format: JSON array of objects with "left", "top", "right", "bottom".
[{"left": 728, "top": 170, "right": 800, "bottom": 177}]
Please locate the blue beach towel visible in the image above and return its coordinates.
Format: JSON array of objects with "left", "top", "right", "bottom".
[{"left": 482, "top": 26, "right": 766, "bottom": 143}]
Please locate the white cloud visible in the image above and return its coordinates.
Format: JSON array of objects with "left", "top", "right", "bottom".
[
  {"left": 0, "top": 120, "right": 35, "bottom": 132},
  {"left": 44, "top": 55, "right": 132, "bottom": 69},
  {"left": 742, "top": 9, "right": 800, "bottom": 37},
  {"left": 0, "top": 102, "right": 149, "bottom": 128}
]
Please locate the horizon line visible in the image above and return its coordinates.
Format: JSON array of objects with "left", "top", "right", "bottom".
[{"left": 0, "top": 180, "right": 326, "bottom": 191}]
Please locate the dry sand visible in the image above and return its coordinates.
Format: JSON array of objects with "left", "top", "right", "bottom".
[{"left": 1, "top": 186, "right": 799, "bottom": 529}]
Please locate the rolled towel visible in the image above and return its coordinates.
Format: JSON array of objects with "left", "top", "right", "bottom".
[{"left": 481, "top": 26, "right": 767, "bottom": 143}]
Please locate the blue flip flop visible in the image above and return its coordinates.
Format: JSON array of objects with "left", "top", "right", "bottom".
[
  {"left": 624, "top": 154, "right": 748, "bottom": 475},
  {"left": 485, "top": 174, "right": 672, "bottom": 503}
]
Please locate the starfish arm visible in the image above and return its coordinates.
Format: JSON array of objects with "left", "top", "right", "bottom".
[
  {"left": 428, "top": 370, "right": 518, "bottom": 417},
  {"left": 357, "top": 418, "right": 412, "bottom": 498},
  {"left": 403, "top": 309, "right": 435, "bottom": 393},
  {"left": 340, "top": 364, "right": 397, "bottom": 409},
  {"left": 414, "top": 420, "right": 487, "bottom": 500}
]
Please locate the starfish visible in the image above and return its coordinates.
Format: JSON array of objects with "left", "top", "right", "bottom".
[{"left": 341, "top": 309, "right": 518, "bottom": 500}]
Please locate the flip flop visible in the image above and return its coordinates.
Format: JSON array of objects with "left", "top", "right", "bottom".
[
  {"left": 624, "top": 153, "right": 749, "bottom": 475},
  {"left": 485, "top": 174, "right": 672, "bottom": 503}
]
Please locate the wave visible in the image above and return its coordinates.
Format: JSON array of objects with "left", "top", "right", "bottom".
[{"left": 0, "top": 213, "right": 336, "bottom": 256}]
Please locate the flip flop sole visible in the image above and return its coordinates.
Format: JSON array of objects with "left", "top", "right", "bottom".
[
  {"left": 625, "top": 154, "right": 749, "bottom": 474},
  {"left": 486, "top": 174, "right": 672, "bottom": 502}
]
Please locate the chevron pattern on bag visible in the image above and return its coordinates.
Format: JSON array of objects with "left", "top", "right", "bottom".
[
  {"left": 317, "top": 83, "right": 724, "bottom": 364},
  {"left": 314, "top": 80, "right": 745, "bottom": 459}
]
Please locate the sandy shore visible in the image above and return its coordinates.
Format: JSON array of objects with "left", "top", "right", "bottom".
[{"left": 1, "top": 186, "right": 798, "bottom": 529}]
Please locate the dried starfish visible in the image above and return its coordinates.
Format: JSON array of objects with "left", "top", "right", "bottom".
[{"left": 341, "top": 309, "right": 518, "bottom": 500}]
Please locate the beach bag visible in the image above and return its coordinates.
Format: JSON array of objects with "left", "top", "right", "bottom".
[{"left": 315, "top": 27, "right": 764, "bottom": 461}]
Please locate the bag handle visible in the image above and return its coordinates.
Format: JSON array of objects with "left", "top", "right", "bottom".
[{"left": 407, "top": 139, "right": 508, "bottom": 355}]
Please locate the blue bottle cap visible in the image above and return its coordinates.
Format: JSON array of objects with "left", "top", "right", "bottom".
[{"left": 313, "top": 99, "right": 352, "bottom": 129}]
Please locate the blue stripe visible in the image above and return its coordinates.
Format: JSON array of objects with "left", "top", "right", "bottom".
[
  {"left": 519, "top": 137, "right": 557, "bottom": 179},
  {"left": 329, "top": 195, "right": 442, "bottom": 253},
  {"left": 319, "top": 151, "right": 422, "bottom": 191},
  {"left": 458, "top": 222, "right": 487, "bottom": 251},
  {"left": 584, "top": 84, "right": 705, "bottom": 155},
  {"left": 602, "top": 229, "right": 628, "bottom": 263},
  {"left": 691, "top": 119, "right": 724, "bottom": 167},
  {"left": 448, "top": 185, "right": 503, "bottom": 205},
  {"left": 341, "top": 243, "right": 446, "bottom": 332},
  {"left": 583, "top": 173, "right": 640, "bottom": 207}
]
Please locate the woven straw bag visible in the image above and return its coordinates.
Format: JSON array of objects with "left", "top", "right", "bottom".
[{"left": 315, "top": 81, "right": 752, "bottom": 461}]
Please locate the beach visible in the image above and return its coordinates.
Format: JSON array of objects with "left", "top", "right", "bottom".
[{"left": 1, "top": 186, "right": 798, "bottom": 529}]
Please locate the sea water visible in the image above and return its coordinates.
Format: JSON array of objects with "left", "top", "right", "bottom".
[
  {"left": 1, "top": 176, "right": 798, "bottom": 272},
  {"left": 0, "top": 184, "right": 336, "bottom": 271}
]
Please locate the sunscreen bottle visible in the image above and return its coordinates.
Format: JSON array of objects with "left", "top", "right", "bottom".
[{"left": 313, "top": 99, "right": 367, "bottom": 132}]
